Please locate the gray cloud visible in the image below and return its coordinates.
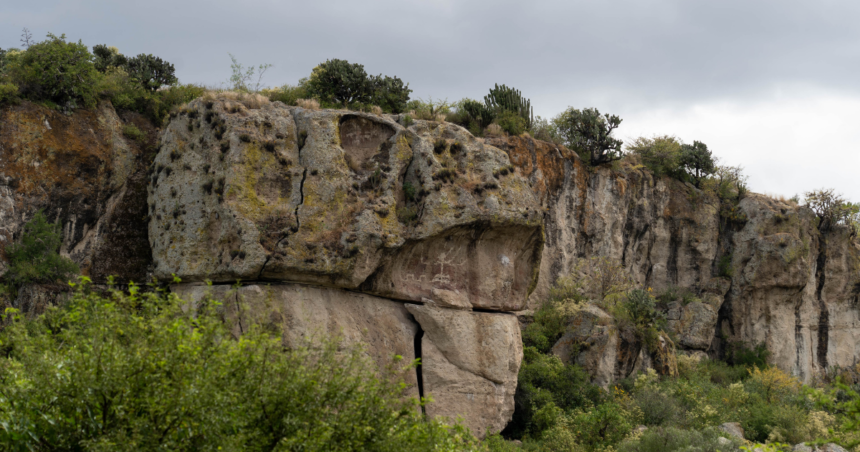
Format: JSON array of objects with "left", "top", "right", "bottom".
[{"left": 3, "top": 0, "right": 859, "bottom": 198}]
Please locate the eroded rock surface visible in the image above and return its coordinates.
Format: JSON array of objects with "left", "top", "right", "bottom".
[
  {"left": 406, "top": 303, "right": 522, "bottom": 437},
  {"left": 150, "top": 98, "right": 542, "bottom": 311},
  {"left": 0, "top": 101, "right": 155, "bottom": 285}
]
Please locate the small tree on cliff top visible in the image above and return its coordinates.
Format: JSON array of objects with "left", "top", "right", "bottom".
[
  {"left": 554, "top": 107, "right": 624, "bottom": 166},
  {"left": 805, "top": 189, "right": 855, "bottom": 232},
  {"left": 680, "top": 140, "right": 716, "bottom": 188}
]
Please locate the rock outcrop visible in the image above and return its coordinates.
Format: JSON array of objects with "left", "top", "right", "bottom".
[
  {"left": 4, "top": 94, "right": 860, "bottom": 435},
  {"left": 0, "top": 101, "right": 156, "bottom": 288}
]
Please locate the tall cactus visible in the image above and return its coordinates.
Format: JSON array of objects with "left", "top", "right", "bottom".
[{"left": 483, "top": 84, "right": 533, "bottom": 129}]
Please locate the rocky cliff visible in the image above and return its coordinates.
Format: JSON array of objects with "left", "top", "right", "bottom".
[{"left": 2, "top": 96, "right": 858, "bottom": 436}]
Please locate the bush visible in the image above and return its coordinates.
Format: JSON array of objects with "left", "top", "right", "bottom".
[
  {"left": 617, "top": 426, "right": 741, "bottom": 452},
  {"left": 122, "top": 124, "right": 146, "bottom": 143},
  {"left": 0, "top": 82, "right": 18, "bottom": 104},
  {"left": 804, "top": 189, "right": 857, "bottom": 232},
  {"left": 553, "top": 107, "right": 623, "bottom": 165},
  {"left": 263, "top": 83, "right": 308, "bottom": 106},
  {"left": 635, "top": 388, "right": 683, "bottom": 426},
  {"left": 626, "top": 135, "right": 685, "bottom": 179},
  {"left": 8, "top": 33, "right": 100, "bottom": 110},
  {"left": 306, "top": 59, "right": 411, "bottom": 111},
  {"left": 506, "top": 347, "right": 603, "bottom": 438},
  {"left": 0, "top": 280, "right": 480, "bottom": 450},
  {"left": 568, "top": 402, "right": 633, "bottom": 450},
  {"left": 724, "top": 341, "right": 769, "bottom": 368},
  {"left": 679, "top": 140, "right": 716, "bottom": 188},
  {"left": 92, "top": 44, "right": 128, "bottom": 72},
  {"left": 3, "top": 210, "right": 79, "bottom": 290},
  {"left": 125, "top": 53, "right": 177, "bottom": 92},
  {"left": 497, "top": 110, "right": 527, "bottom": 136}
]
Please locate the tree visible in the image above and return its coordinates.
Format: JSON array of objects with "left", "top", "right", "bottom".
[
  {"left": 4, "top": 210, "right": 79, "bottom": 289},
  {"left": 306, "top": 59, "right": 374, "bottom": 107},
  {"left": 370, "top": 74, "right": 411, "bottom": 113},
  {"left": 125, "top": 53, "right": 178, "bottom": 92},
  {"left": 713, "top": 164, "right": 748, "bottom": 200},
  {"left": 554, "top": 107, "right": 624, "bottom": 165},
  {"left": 679, "top": 140, "right": 716, "bottom": 188},
  {"left": 804, "top": 189, "right": 855, "bottom": 231},
  {"left": 92, "top": 44, "right": 128, "bottom": 72},
  {"left": 7, "top": 33, "right": 100, "bottom": 109}
]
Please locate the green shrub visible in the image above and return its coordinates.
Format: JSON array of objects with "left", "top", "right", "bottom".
[
  {"left": 8, "top": 33, "right": 100, "bottom": 110},
  {"left": 122, "top": 124, "right": 146, "bottom": 143},
  {"left": 484, "top": 83, "right": 533, "bottom": 129},
  {"left": 497, "top": 110, "right": 527, "bottom": 136},
  {"left": 92, "top": 44, "right": 128, "bottom": 72},
  {"left": 0, "top": 280, "right": 480, "bottom": 450},
  {"left": 718, "top": 254, "right": 734, "bottom": 277},
  {"left": 617, "top": 426, "right": 741, "bottom": 452},
  {"left": 531, "top": 115, "right": 563, "bottom": 144},
  {"left": 263, "top": 83, "right": 309, "bottom": 106},
  {"left": 635, "top": 388, "right": 683, "bottom": 426},
  {"left": 4, "top": 210, "right": 79, "bottom": 290},
  {"left": 725, "top": 341, "right": 769, "bottom": 368},
  {"left": 626, "top": 135, "right": 685, "bottom": 179},
  {"left": 0, "top": 82, "right": 18, "bottom": 104},
  {"left": 506, "top": 347, "right": 603, "bottom": 438},
  {"left": 306, "top": 59, "right": 411, "bottom": 111},
  {"left": 569, "top": 402, "right": 632, "bottom": 450}
]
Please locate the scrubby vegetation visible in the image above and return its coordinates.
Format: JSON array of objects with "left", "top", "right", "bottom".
[
  {"left": 0, "top": 279, "right": 482, "bottom": 450},
  {"left": 1, "top": 211, "right": 78, "bottom": 299},
  {"left": 485, "top": 266, "right": 860, "bottom": 452}
]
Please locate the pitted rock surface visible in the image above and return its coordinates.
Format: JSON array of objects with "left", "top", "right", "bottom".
[{"left": 150, "top": 97, "right": 542, "bottom": 311}]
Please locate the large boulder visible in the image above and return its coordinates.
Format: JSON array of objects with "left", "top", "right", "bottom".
[
  {"left": 149, "top": 96, "right": 542, "bottom": 311},
  {"left": 406, "top": 303, "right": 522, "bottom": 438}
]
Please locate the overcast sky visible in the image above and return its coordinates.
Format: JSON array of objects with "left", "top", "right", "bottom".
[{"left": 3, "top": 0, "right": 859, "bottom": 200}]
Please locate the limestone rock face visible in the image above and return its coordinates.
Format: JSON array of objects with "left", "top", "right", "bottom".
[
  {"left": 406, "top": 304, "right": 522, "bottom": 437},
  {"left": 172, "top": 283, "right": 421, "bottom": 399},
  {"left": 716, "top": 194, "right": 860, "bottom": 381},
  {"left": 666, "top": 299, "right": 723, "bottom": 350},
  {"left": 150, "top": 97, "right": 542, "bottom": 311},
  {"left": 0, "top": 101, "right": 154, "bottom": 284}
]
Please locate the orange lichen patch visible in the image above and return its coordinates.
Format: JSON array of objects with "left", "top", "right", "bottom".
[
  {"left": 0, "top": 102, "right": 134, "bottom": 204},
  {"left": 485, "top": 136, "right": 576, "bottom": 203}
]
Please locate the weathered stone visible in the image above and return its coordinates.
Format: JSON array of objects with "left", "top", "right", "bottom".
[
  {"left": 793, "top": 444, "right": 849, "bottom": 452},
  {"left": 172, "top": 283, "right": 420, "bottom": 399},
  {"left": 405, "top": 304, "right": 522, "bottom": 438},
  {"left": 150, "top": 97, "right": 542, "bottom": 311},
  {"left": 13, "top": 283, "right": 71, "bottom": 316},
  {"left": 0, "top": 101, "right": 154, "bottom": 284},
  {"left": 718, "top": 422, "right": 745, "bottom": 440},
  {"left": 667, "top": 300, "right": 722, "bottom": 350}
]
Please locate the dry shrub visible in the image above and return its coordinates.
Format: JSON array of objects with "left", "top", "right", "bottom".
[
  {"left": 371, "top": 105, "right": 383, "bottom": 115},
  {"left": 433, "top": 113, "right": 446, "bottom": 122},
  {"left": 297, "top": 98, "right": 320, "bottom": 110},
  {"left": 239, "top": 93, "right": 269, "bottom": 109},
  {"left": 485, "top": 123, "right": 504, "bottom": 137}
]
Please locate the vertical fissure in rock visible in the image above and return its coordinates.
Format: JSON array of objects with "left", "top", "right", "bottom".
[
  {"left": 413, "top": 323, "right": 426, "bottom": 415},
  {"left": 235, "top": 291, "right": 244, "bottom": 335},
  {"left": 815, "top": 233, "right": 829, "bottom": 371}
]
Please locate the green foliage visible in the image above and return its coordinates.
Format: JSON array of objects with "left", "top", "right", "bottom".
[
  {"left": 0, "top": 281, "right": 480, "bottom": 450},
  {"left": 95, "top": 66, "right": 204, "bottom": 124},
  {"left": 530, "top": 115, "right": 563, "bottom": 144},
  {"left": 634, "top": 388, "right": 683, "bottom": 426},
  {"left": 125, "top": 53, "right": 178, "bottom": 92},
  {"left": 371, "top": 74, "right": 411, "bottom": 113},
  {"left": 402, "top": 114, "right": 414, "bottom": 127},
  {"left": 626, "top": 135, "right": 685, "bottom": 179},
  {"left": 407, "top": 97, "right": 452, "bottom": 120},
  {"left": 617, "top": 426, "right": 742, "bottom": 452},
  {"left": 507, "top": 347, "right": 603, "bottom": 439},
  {"left": 0, "top": 82, "right": 18, "bottom": 104},
  {"left": 680, "top": 141, "right": 717, "bottom": 188},
  {"left": 568, "top": 402, "right": 633, "bottom": 450},
  {"left": 619, "top": 289, "right": 666, "bottom": 349},
  {"left": 227, "top": 53, "right": 271, "bottom": 92},
  {"left": 92, "top": 44, "right": 128, "bottom": 72},
  {"left": 484, "top": 83, "right": 533, "bottom": 129},
  {"left": 122, "top": 124, "right": 146, "bottom": 143},
  {"left": 554, "top": 107, "right": 623, "bottom": 166},
  {"left": 724, "top": 341, "right": 770, "bottom": 368},
  {"left": 461, "top": 98, "right": 497, "bottom": 128},
  {"left": 804, "top": 189, "right": 857, "bottom": 232},
  {"left": 263, "top": 83, "right": 308, "bottom": 106},
  {"left": 496, "top": 110, "right": 527, "bottom": 136},
  {"left": 718, "top": 254, "right": 734, "bottom": 277},
  {"left": 403, "top": 181, "right": 416, "bottom": 201},
  {"left": 7, "top": 33, "right": 100, "bottom": 110},
  {"left": 4, "top": 210, "right": 79, "bottom": 290}
]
